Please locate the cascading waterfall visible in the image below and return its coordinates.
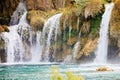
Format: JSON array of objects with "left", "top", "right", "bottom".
[
  {"left": 3, "top": 25, "right": 24, "bottom": 63},
  {"left": 63, "top": 41, "right": 80, "bottom": 63},
  {"left": 73, "top": 41, "right": 81, "bottom": 58},
  {"left": 94, "top": 3, "right": 114, "bottom": 64},
  {"left": 64, "top": 31, "right": 81, "bottom": 63},
  {"left": 42, "top": 13, "right": 62, "bottom": 62},
  {"left": 10, "top": 1, "right": 27, "bottom": 25},
  {"left": 31, "top": 31, "right": 42, "bottom": 62},
  {"left": 2, "top": 1, "right": 43, "bottom": 63},
  {"left": 18, "top": 12, "right": 43, "bottom": 62},
  {"left": 1, "top": 0, "right": 63, "bottom": 63}
]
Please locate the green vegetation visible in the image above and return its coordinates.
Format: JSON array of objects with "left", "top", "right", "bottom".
[
  {"left": 89, "top": 14, "right": 102, "bottom": 38},
  {"left": 50, "top": 66, "right": 83, "bottom": 80}
]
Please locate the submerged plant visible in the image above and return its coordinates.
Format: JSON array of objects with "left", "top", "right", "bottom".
[{"left": 50, "top": 66, "right": 83, "bottom": 80}]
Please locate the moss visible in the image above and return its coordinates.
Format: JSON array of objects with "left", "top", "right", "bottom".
[
  {"left": 51, "top": 66, "right": 83, "bottom": 80},
  {"left": 89, "top": 14, "right": 102, "bottom": 38}
]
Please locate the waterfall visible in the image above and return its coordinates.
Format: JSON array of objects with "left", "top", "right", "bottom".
[
  {"left": 63, "top": 41, "right": 80, "bottom": 63},
  {"left": 31, "top": 31, "right": 42, "bottom": 62},
  {"left": 73, "top": 41, "right": 81, "bottom": 58},
  {"left": 42, "top": 13, "right": 62, "bottom": 62},
  {"left": 2, "top": 1, "right": 43, "bottom": 63},
  {"left": 3, "top": 25, "right": 24, "bottom": 63},
  {"left": 2, "top": 1, "right": 62, "bottom": 63},
  {"left": 3, "top": 12, "right": 43, "bottom": 63},
  {"left": 94, "top": 3, "right": 114, "bottom": 64},
  {"left": 10, "top": 1, "right": 26, "bottom": 25}
]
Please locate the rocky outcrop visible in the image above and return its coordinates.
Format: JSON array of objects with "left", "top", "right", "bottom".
[
  {"left": 76, "top": 38, "right": 98, "bottom": 59},
  {"left": 110, "top": 0, "right": 120, "bottom": 48},
  {"left": 0, "top": 25, "right": 9, "bottom": 33},
  {"left": 26, "top": 0, "right": 71, "bottom": 11},
  {"left": 0, "top": 36, "right": 6, "bottom": 62},
  {"left": 27, "top": 10, "right": 47, "bottom": 31},
  {"left": 96, "top": 66, "right": 113, "bottom": 71},
  {"left": 26, "top": 0, "right": 72, "bottom": 31},
  {"left": 0, "top": 0, "right": 20, "bottom": 25}
]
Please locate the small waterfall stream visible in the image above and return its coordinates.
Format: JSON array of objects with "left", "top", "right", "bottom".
[
  {"left": 94, "top": 3, "right": 114, "bottom": 64},
  {"left": 10, "top": 1, "right": 27, "bottom": 25},
  {"left": 42, "top": 13, "right": 62, "bottom": 62}
]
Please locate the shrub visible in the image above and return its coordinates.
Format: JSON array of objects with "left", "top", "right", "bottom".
[{"left": 50, "top": 66, "right": 83, "bottom": 80}]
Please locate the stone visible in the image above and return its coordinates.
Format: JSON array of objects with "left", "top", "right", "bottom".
[
  {"left": 0, "top": 25, "right": 9, "bottom": 32},
  {"left": 96, "top": 66, "right": 113, "bottom": 71},
  {"left": 76, "top": 38, "right": 98, "bottom": 59}
]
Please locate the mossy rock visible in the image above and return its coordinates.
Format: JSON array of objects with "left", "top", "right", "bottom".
[
  {"left": 0, "top": 25, "right": 9, "bottom": 32},
  {"left": 27, "top": 10, "right": 47, "bottom": 31},
  {"left": 110, "top": 0, "right": 120, "bottom": 47},
  {"left": 96, "top": 66, "right": 113, "bottom": 71}
]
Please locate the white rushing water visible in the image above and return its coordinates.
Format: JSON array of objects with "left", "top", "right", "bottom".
[
  {"left": 73, "top": 41, "right": 81, "bottom": 58},
  {"left": 3, "top": 25, "right": 24, "bottom": 63},
  {"left": 31, "top": 31, "right": 42, "bottom": 62},
  {"left": 10, "top": 1, "right": 26, "bottom": 25},
  {"left": 42, "top": 13, "right": 62, "bottom": 62},
  {"left": 2, "top": 1, "right": 63, "bottom": 63},
  {"left": 2, "top": 1, "right": 43, "bottom": 63},
  {"left": 94, "top": 3, "right": 114, "bottom": 64},
  {"left": 3, "top": 12, "right": 43, "bottom": 63}
]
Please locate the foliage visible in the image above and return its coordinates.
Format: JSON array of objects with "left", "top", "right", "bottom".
[
  {"left": 74, "top": 0, "right": 88, "bottom": 16},
  {"left": 110, "top": 0, "right": 120, "bottom": 38},
  {"left": 84, "top": 0, "right": 103, "bottom": 18},
  {"left": 81, "top": 21, "right": 90, "bottom": 34},
  {"left": 50, "top": 66, "right": 83, "bottom": 80},
  {"left": 89, "top": 14, "right": 102, "bottom": 38},
  {"left": 74, "top": 0, "right": 103, "bottom": 18}
]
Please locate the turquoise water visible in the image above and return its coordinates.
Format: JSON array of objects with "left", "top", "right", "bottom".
[{"left": 0, "top": 64, "right": 120, "bottom": 80}]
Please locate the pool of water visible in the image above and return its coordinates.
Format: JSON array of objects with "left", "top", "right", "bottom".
[{"left": 0, "top": 63, "right": 120, "bottom": 80}]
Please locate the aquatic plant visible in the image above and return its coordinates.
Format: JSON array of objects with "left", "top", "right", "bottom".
[{"left": 50, "top": 66, "right": 83, "bottom": 80}]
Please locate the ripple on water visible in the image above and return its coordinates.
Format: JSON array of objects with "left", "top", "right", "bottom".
[{"left": 0, "top": 64, "right": 120, "bottom": 80}]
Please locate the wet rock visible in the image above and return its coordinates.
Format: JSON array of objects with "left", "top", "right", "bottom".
[
  {"left": 0, "top": 36, "right": 6, "bottom": 63},
  {"left": 67, "top": 37, "right": 77, "bottom": 46},
  {"left": 76, "top": 38, "right": 98, "bottom": 59},
  {"left": 0, "top": 25, "right": 9, "bottom": 32},
  {"left": 0, "top": 0, "right": 20, "bottom": 25},
  {"left": 96, "top": 66, "right": 113, "bottom": 71}
]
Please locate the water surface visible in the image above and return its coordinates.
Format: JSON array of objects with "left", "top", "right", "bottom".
[{"left": 0, "top": 63, "right": 120, "bottom": 80}]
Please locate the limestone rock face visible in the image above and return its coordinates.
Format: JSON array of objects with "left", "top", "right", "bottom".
[
  {"left": 27, "top": 10, "right": 46, "bottom": 31},
  {"left": 110, "top": 0, "right": 120, "bottom": 48},
  {"left": 26, "top": 0, "right": 71, "bottom": 11},
  {"left": 76, "top": 38, "right": 98, "bottom": 59},
  {"left": 0, "top": 0, "right": 20, "bottom": 25}
]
